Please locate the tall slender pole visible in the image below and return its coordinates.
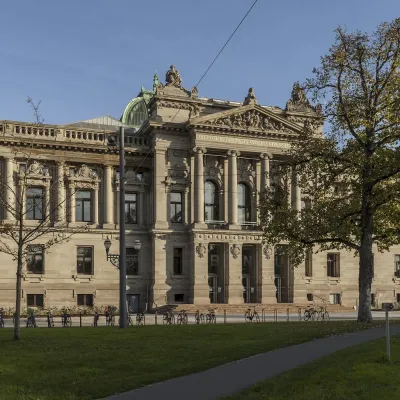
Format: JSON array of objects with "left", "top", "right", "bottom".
[
  {"left": 386, "top": 309, "right": 390, "bottom": 361},
  {"left": 119, "top": 127, "right": 127, "bottom": 329}
]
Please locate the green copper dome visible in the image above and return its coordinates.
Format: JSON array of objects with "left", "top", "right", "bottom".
[{"left": 120, "top": 73, "right": 159, "bottom": 128}]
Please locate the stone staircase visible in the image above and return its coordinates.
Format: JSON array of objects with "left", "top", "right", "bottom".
[{"left": 151, "top": 303, "right": 354, "bottom": 315}]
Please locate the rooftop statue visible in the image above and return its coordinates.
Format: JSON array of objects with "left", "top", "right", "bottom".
[
  {"left": 286, "top": 81, "right": 314, "bottom": 112},
  {"left": 165, "top": 65, "right": 182, "bottom": 88},
  {"left": 243, "top": 87, "right": 257, "bottom": 105}
]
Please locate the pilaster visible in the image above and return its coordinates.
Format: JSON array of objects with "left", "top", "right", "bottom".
[
  {"left": 192, "top": 242, "right": 210, "bottom": 304},
  {"left": 151, "top": 233, "right": 170, "bottom": 305},
  {"left": 103, "top": 165, "right": 114, "bottom": 228},
  {"left": 56, "top": 162, "right": 65, "bottom": 223},
  {"left": 4, "top": 157, "right": 15, "bottom": 222},
  {"left": 153, "top": 148, "right": 168, "bottom": 229},
  {"left": 260, "top": 245, "right": 277, "bottom": 303},
  {"left": 193, "top": 147, "right": 207, "bottom": 228},
  {"left": 228, "top": 150, "right": 240, "bottom": 229}
]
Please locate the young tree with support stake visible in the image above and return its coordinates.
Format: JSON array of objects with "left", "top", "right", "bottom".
[
  {"left": 259, "top": 19, "right": 400, "bottom": 323},
  {"left": 0, "top": 98, "right": 93, "bottom": 340}
]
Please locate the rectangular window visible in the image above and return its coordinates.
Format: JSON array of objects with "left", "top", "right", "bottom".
[
  {"left": 372, "top": 253, "right": 375, "bottom": 278},
  {"left": 173, "top": 248, "right": 183, "bottom": 275},
  {"left": 397, "top": 293, "right": 400, "bottom": 304},
  {"left": 27, "top": 294, "right": 44, "bottom": 307},
  {"left": 174, "top": 293, "right": 184, "bottom": 303},
  {"left": 125, "top": 193, "right": 137, "bottom": 224},
  {"left": 77, "top": 294, "right": 93, "bottom": 307},
  {"left": 126, "top": 248, "right": 139, "bottom": 275},
  {"left": 305, "top": 249, "right": 312, "bottom": 277},
  {"left": 395, "top": 255, "right": 400, "bottom": 278},
  {"left": 371, "top": 293, "right": 376, "bottom": 307},
  {"left": 26, "top": 245, "right": 44, "bottom": 274},
  {"left": 75, "top": 190, "right": 92, "bottom": 222},
  {"left": 26, "top": 187, "right": 44, "bottom": 220},
  {"left": 329, "top": 293, "right": 341, "bottom": 305},
  {"left": 77, "top": 246, "right": 93, "bottom": 275},
  {"left": 307, "top": 293, "right": 313, "bottom": 301},
  {"left": 170, "top": 192, "right": 183, "bottom": 223},
  {"left": 327, "top": 253, "right": 340, "bottom": 277}
]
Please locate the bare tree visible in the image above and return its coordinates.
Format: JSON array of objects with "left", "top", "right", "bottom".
[{"left": 0, "top": 98, "right": 94, "bottom": 340}]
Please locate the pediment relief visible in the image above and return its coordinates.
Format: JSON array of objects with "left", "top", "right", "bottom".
[{"left": 189, "top": 105, "right": 302, "bottom": 135}]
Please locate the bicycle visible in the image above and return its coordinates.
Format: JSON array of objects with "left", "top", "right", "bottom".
[
  {"left": 304, "top": 303, "right": 318, "bottom": 321},
  {"left": 26, "top": 313, "right": 37, "bottom": 328},
  {"left": 47, "top": 312, "right": 55, "bottom": 328},
  {"left": 162, "top": 309, "right": 175, "bottom": 325},
  {"left": 206, "top": 309, "right": 216, "bottom": 324},
  {"left": 176, "top": 310, "right": 188, "bottom": 325},
  {"left": 61, "top": 312, "right": 72, "bottom": 327},
  {"left": 317, "top": 305, "right": 330, "bottom": 321},
  {"left": 194, "top": 309, "right": 205, "bottom": 324},
  {"left": 136, "top": 312, "right": 145, "bottom": 326},
  {"left": 244, "top": 306, "right": 260, "bottom": 323}
]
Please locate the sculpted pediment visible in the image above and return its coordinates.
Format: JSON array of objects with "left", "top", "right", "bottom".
[{"left": 188, "top": 104, "right": 302, "bottom": 135}]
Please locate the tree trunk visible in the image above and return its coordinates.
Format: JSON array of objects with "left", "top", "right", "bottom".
[
  {"left": 357, "top": 243, "right": 373, "bottom": 322},
  {"left": 14, "top": 245, "right": 23, "bottom": 340}
]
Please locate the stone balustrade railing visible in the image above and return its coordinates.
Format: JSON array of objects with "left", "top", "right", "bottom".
[{"left": 0, "top": 121, "right": 149, "bottom": 149}]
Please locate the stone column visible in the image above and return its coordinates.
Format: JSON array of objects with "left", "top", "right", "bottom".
[
  {"left": 56, "top": 162, "right": 65, "bottom": 223},
  {"left": 192, "top": 242, "right": 210, "bottom": 304},
  {"left": 260, "top": 153, "right": 272, "bottom": 192},
  {"left": 92, "top": 186, "right": 99, "bottom": 226},
  {"left": 4, "top": 157, "right": 15, "bottom": 221},
  {"left": 227, "top": 243, "right": 244, "bottom": 304},
  {"left": 153, "top": 148, "right": 168, "bottom": 229},
  {"left": 193, "top": 147, "right": 206, "bottom": 227},
  {"left": 69, "top": 183, "right": 76, "bottom": 223},
  {"left": 223, "top": 158, "right": 229, "bottom": 223},
  {"left": 260, "top": 244, "right": 277, "bottom": 303},
  {"left": 103, "top": 165, "right": 113, "bottom": 227},
  {"left": 228, "top": 150, "right": 240, "bottom": 227},
  {"left": 45, "top": 183, "right": 51, "bottom": 221},
  {"left": 291, "top": 169, "right": 302, "bottom": 212}
]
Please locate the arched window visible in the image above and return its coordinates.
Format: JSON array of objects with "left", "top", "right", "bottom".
[
  {"left": 125, "top": 99, "right": 148, "bottom": 127},
  {"left": 238, "top": 183, "right": 251, "bottom": 222},
  {"left": 205, "top": 181, "right": 219, "bottom": 222}
]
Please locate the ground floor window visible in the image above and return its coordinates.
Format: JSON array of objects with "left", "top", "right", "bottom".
[
  {"left": 307, "top": 293, "right": 313, "bottom": 301},
  {"left": 77, "top": 294, "right": 93, "bottom": 307},
  {"left": 329, "top": 293, "right": 341, "bottom": 305},
  {"left": 27, "top": 294, "right": 44, "bottom": 307},
  {"left": 174, "top": 293, "right": 184, "bottom": 303}
]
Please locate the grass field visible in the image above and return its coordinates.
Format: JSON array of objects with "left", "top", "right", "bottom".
[
  {"left": 0, "top": 321, "right": 393, "bottom": 400},
  {"left": 226, "top": 336, "right": 400, "bottom": 400}
]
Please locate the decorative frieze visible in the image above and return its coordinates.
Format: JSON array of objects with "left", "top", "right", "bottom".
[{"left": 193, "top": 233, "right": 262, "bottom": 242}]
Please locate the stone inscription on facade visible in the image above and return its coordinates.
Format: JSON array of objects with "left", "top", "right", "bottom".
[{"left": 196, "top": 134, "right": 291, "bottom": 149}]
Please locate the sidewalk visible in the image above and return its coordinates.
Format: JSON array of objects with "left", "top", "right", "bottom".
[{"left": 101, "top": 325, "right": 400, "bottom": 400}]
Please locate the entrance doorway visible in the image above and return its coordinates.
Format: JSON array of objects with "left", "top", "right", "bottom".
[
  {"left": 208, "top": 276, "right": 218, "bottom": 303},
  {"left": 242, "top": 245, "right": 257, "bottom": 303},
  {"left": 274, "top": 245, "right": 293, "bottom": 303},
  {"left": 127, "top": 294, "right": 140, "bottom": 313},
  {"left": 208, "top": 244, "right": 225, "bottom": 303}
]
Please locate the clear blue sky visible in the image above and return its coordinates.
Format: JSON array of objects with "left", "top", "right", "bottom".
[{"left": 0, "top": 0, "right": 398, "bottom": 124}]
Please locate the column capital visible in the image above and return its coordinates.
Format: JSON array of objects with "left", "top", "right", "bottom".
[
  {"left": 193, "top": 146, "right": 207, "bottom": 155},
  {"left": 260, "top": 152, "right": 273, "bottom": 160},
  {"left": 227, "top": 149, "right": 240, "bottom": 157}
]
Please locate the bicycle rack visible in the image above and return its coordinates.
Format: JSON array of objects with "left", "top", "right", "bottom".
[
  {"left": 273, "top": 309, "right": 278, "bottom": 322},
  {"left": 298, "top": 308, "right": 302, "bottom": 321},
  {"left": 287, "top": 308, "right": 290, "bottom": 322}
]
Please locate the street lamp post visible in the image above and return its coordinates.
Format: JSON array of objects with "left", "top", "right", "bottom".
[{"left": 103, "top": 126, "right": 142, "bottom": 328}]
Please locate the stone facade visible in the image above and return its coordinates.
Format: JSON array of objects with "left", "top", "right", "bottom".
[{"left": 1, "top": 67, "right": 400, "bottom": 312}]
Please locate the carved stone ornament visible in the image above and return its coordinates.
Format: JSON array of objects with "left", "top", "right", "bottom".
[
  {"left": 263, "top": 245, "right": 272, "bottom": 259},
  {"left": 285, "top": 82, "right": 317, "bottom": 113},
  {"left": 238, "top": 158, "right": 256, "bottom": 183},
  {"left": 205, "top": 109, "right": 293, "bottom": 133},
  {"left": 196, "top": 243, "right": 207, "bottom": 258},
  {"left": 158, "top": 100, "right": 203, "bottom": 119},
  {"left": 191, "top": 86, "right": 198, "bottom": 99},
  {"left": 205, "top": 157, "right": 224, "bottom": 180},
  {"left": 26, "top": 161, "right": 49, "bottom": 177},
  {"left": 75, "top": 164, "right": 98, "bottom": 180},
  {"left": 165, "top": 65, "right": 182, "bottom": 88},
  {"left": 243, "top": 87, "right": 258, "bottom": 106},
  {"left": 230, "top": 244, "right": 241, "bottom": 259}
]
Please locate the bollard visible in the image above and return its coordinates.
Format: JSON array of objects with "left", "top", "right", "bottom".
[
  {"left": 80, "top": 312, "right": 82, "bottom": 327},
  {"left": 273, "top": 308, "right": 278, "bottom": 322},
  {"left": 262, "top": 308, "right": 265, "bottom": 322},
  {"left": 155, "top": 311, "right": 158, "bottom": 326},
  {"left": 224, "top": 309, "right": 226, "bottom": 324},
  {"left": 298, "top": 308, "right": 302, "bottom": 321},
  {"left": 287, "top": 308, "right": 289, "bottom": 322}
]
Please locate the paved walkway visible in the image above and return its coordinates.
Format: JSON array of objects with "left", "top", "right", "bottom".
[{"left": 101, "top": 325, "right": 400, "bottom": 400}]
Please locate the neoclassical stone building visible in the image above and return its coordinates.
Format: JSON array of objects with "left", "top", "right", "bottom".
[{"left": 1, "top": 66, "right": 399, "bottom": 312}]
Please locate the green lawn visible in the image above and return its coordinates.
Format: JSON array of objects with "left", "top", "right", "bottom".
[
  {"left": 226, "top": 336, "right": 400, "bottom": 400},
  {"left": 0, "top": 322, "right": 393, "bottom": 400}
]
